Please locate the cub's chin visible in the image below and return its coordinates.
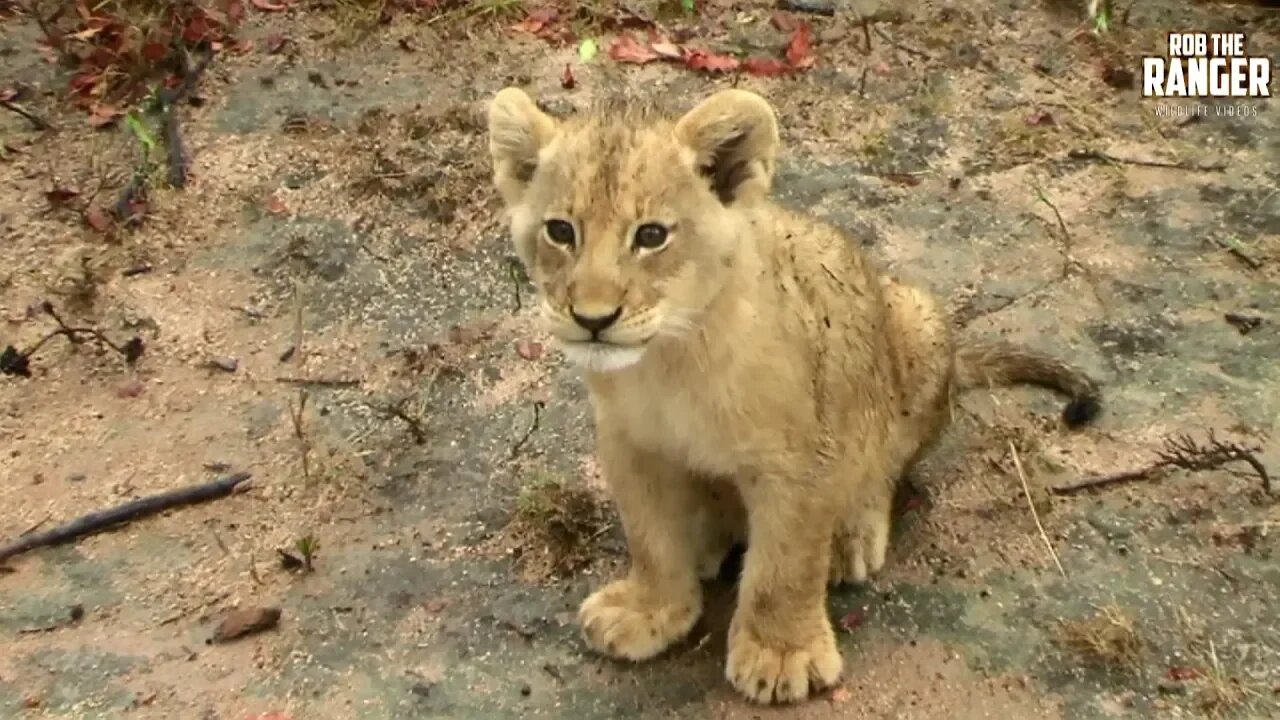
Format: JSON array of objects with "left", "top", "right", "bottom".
[{"left": 558, "top": 341, "right": 646, "bottom": 373}]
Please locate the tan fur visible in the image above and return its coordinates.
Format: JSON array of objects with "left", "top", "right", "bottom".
[{"left": 486, "top": 87, "right": 1101, "bottom": 705}]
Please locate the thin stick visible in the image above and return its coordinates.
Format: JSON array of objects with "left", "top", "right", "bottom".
[
  {"left": 1065, "top": 148, "right": 1226, "bottom": 172},
  {"left": 1008, "top": 441, "right": 1067, "bottom": 578},
  {"left": 0, "top": 473, "right": 251, "bottom": 563},
  {"left": 1, "top": 99, "right": 52, "bottom": 130},
  {"left": 1050, "top": 467, "right": 1161, "bottom": 495}
]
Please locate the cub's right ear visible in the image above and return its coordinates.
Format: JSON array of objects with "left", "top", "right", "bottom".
[{"left": 487, "top": 87, "right": 558, "bottom": 207}]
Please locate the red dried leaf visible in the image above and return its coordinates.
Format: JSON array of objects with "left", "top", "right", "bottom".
[
  {"left": 86, "top": 103, "right": 122, "bottom": 128},
  {"left": 872, "top": 61, "right": 892, "bottom": 76},
  {"left": 84, "top": 206, "right": 113, "bottom": 232},
  {"left": 839, "top": 610, "right": 865, "bottom": 632},
  {"left": 69, "top": 71, "right": 101, "bottom": 96},
  {"left": 608, "top": 34, "right": 660, "bottom": 64},
  {"left": 264, "top": 33, "right": 286, "bottom": 54},
  {"left": 45, "top": 187, "right": 80, "bottom": 205},
  {"left": 684, "top": 49, "right": 739, "bottom": 73},
  {"left": 785, "top": 22, "right": 815, "bottom": 69},
  {"left": 1167, "top": 666, "right": 1202, "bottom": 681},
  {"left": 1025, "top": 109, "right": 1055, "bottom": 126},
  {"left": 512, "top": 7, "right": 557, "bottom": 35},
  {"left": 141, "top": 41, "right": 169, "bottom": 62},
  {"left": 831, "top": 687, "right": 852, "bottom": 704},
  {"left": 0, "top": 88, "right": 16, "bottom": 102},
  {"left": 770, "top": 11, "right": 796, "bottom": 32},
  {"left": 182, "top": 16, "right": 214, "bottom": 43},
  {"left": 226, "top": 0, "right": 246, "bottom": 23},
  {"left": 560, "top": 63, "right": 575, "bottom": 90},
  {"left": 265, "top": 194, "right": 287, "bottom": 215},
  {"left": 742, "top": 57, "right": 791, "bottom": 77},
  {"left": 250, "top": 0, "right": 290, "bottom": 11},
  {"left": 516, "top": 340, "right": 544, "bottom": 360}
]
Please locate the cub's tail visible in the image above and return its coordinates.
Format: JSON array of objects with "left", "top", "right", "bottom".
[{"left": 953, "top": 339, "right": 1101, "bottom": 429}]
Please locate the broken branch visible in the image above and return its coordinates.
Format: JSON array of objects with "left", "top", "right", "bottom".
[
  {"left": 1065, "top": 148, "right": 1227, "bottom": 172},
  {"left": 0, "top": 472, "right": 251, "bottom": 564},
  {"left": 1052, "top": 431, "right": 1272, "bottom": 496},
  {"left": 1, "top": 98, "right": 51, "bottom": 130}
]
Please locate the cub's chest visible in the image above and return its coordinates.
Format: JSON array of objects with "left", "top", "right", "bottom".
[{"left": 594, "top": 372, "right": 743, "bottom": 477}]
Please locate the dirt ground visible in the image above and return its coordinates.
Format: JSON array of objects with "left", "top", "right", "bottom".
[{"left": 1, "top": 1, "right": 1278, "bottom": 718}]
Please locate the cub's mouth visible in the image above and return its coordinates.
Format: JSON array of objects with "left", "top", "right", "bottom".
[{"left": 556, "top": 338, "right": 648, "bottom": 373}]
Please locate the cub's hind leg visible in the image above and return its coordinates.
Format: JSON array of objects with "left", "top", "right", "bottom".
[{"left": 830, "top": 278, "right": 953, "bottom": 586}]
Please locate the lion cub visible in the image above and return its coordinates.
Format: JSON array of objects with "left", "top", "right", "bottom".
[{"left": 486, "top": 87, "right": 1100, "bottom": 704}]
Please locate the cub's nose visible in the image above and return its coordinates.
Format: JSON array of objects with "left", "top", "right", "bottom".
[{"left": 570, "top": 307, "right": 622, "bottom": 335}]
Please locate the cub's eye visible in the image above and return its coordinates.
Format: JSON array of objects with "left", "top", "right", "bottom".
[
  {"left": 545, "top": 220, "right": 576, "bottom": 247},
  {"left": 633, "top": 223, "right": 669, "bottom": 250}
]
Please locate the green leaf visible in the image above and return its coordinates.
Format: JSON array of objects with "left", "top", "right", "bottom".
[
  {"left": 681, "top": 0, "right": 695, "bottom": 15},
  {"left": 124, "top": 112, "right": 156, "bottom": 154},
  {"left": 579, "top": 38, "right": 599, "bottom": 63}
]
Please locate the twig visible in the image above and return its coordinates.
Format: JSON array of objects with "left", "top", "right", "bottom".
[
  {"left": 19, "top": 514, "right": 52, "bottom": 537},
  {"left": 506, "top": 257, "right": 525, "bottom": 313},
  {"left": 872, "top": 25, "right": 931, "bottom": 60},
  {"left": 1, "top": 99, "right": 51, "bottom": 130},
  {"left": 1065, "top": 148, "right": 1227, "bottom": 172},
  {"left": 374, "top": 396, "right": 428, "bottom": 444},
  {"left": 1, "top": 301, "right": 143, "bottom": 377},
  {"left": 1052, "top": 431, "right": 1272, "bottom": 495},
  {"left": 0, "top": 473, "right": 251, "bottom": 563},
  {"left": 1008, "top": 441, "right": 1067, "bottom": 578},
  {"left": 274, "top": 376, "right": 361, "bottom": 388},
  {"left": 158, "top": 48, "right": 214, "bottom": 188},
  {"left": 1212, "top": 236, "right": 1262, "bottom": 270},
  {"left": 510, "top": 400, "right": 545, "bottom": 459},
  {"left": 1049, "top": 467, "right": 1162, "bottom": 495}
]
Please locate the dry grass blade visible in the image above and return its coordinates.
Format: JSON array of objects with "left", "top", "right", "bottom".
[
  {"left": 1008, "top": 440, "right": 1067, "bottom": 578},
  {"left": 1056, "top": 604, "right": 1142, "bottom": 669}
]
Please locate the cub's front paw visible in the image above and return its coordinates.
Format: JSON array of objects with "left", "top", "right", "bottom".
[
  {"left": 725, "top": 620, "right": 842, "bottom": 704},
  {"left": 578, "top": 579, "right": 701, "bottom": 661},
  {"left": 829, "top": 507, "right": 891, "bottom": 586}
]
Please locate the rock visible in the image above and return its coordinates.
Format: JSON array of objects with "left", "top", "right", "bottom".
[{"left": 207, "top": 356, "right": 238, "bottom": 373}]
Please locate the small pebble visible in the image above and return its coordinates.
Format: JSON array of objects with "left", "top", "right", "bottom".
[
  {"left": 520, "top": 683, "right": 532, "bottom": 697},
  {"left": 207, "top": 356, "right": 238, "bottom": 373}
]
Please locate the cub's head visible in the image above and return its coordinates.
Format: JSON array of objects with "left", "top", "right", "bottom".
[{"left": 486, "top": 87, "right": 779, "bottom": 372}]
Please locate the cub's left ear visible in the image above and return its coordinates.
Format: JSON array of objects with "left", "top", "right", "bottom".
[
  {"left": 673, "top": 89, "right": 780, "bottom": 205},
  {"left": 487, "top": 87, "right": 559, "bottom": 207}
]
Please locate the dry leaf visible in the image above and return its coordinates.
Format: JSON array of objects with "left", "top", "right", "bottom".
[
  {"left": 742, "top": 57, "right": 791, "bottom": 77},
  {"left": 265, "top": 194, "right": 287, "bottom": 215},
  {"left": 560, "top": 63, "right": 575, "bottom": 89},
  {"left": 264, "top": 33, "right": 286, "bottom": 54},
  {"left": 516, "top": 340, "right": 544, "bottom": 360},
  {"left": 211, "top": 606, "right": 281, "bottom": 643},
  {"left": 831, "top": 687, "right": 852, "bottom": 703},
  {"left": 250, "top": 0, "right": 290, "bottom": 11},
  {"left": 608, "top": 34, "right": 660, "bottom": 64},
  {"left": 785, "top": 22, "right": 815, "bottom": 69},
  {"left": 45, "top": 187, "right": 81, "bottom": 205},
  {"left": 84, "top": 206, "right": 113, "bottom": 232},
  {"left": 685, "top": 49, "right": 740, "bottom": 73}
]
